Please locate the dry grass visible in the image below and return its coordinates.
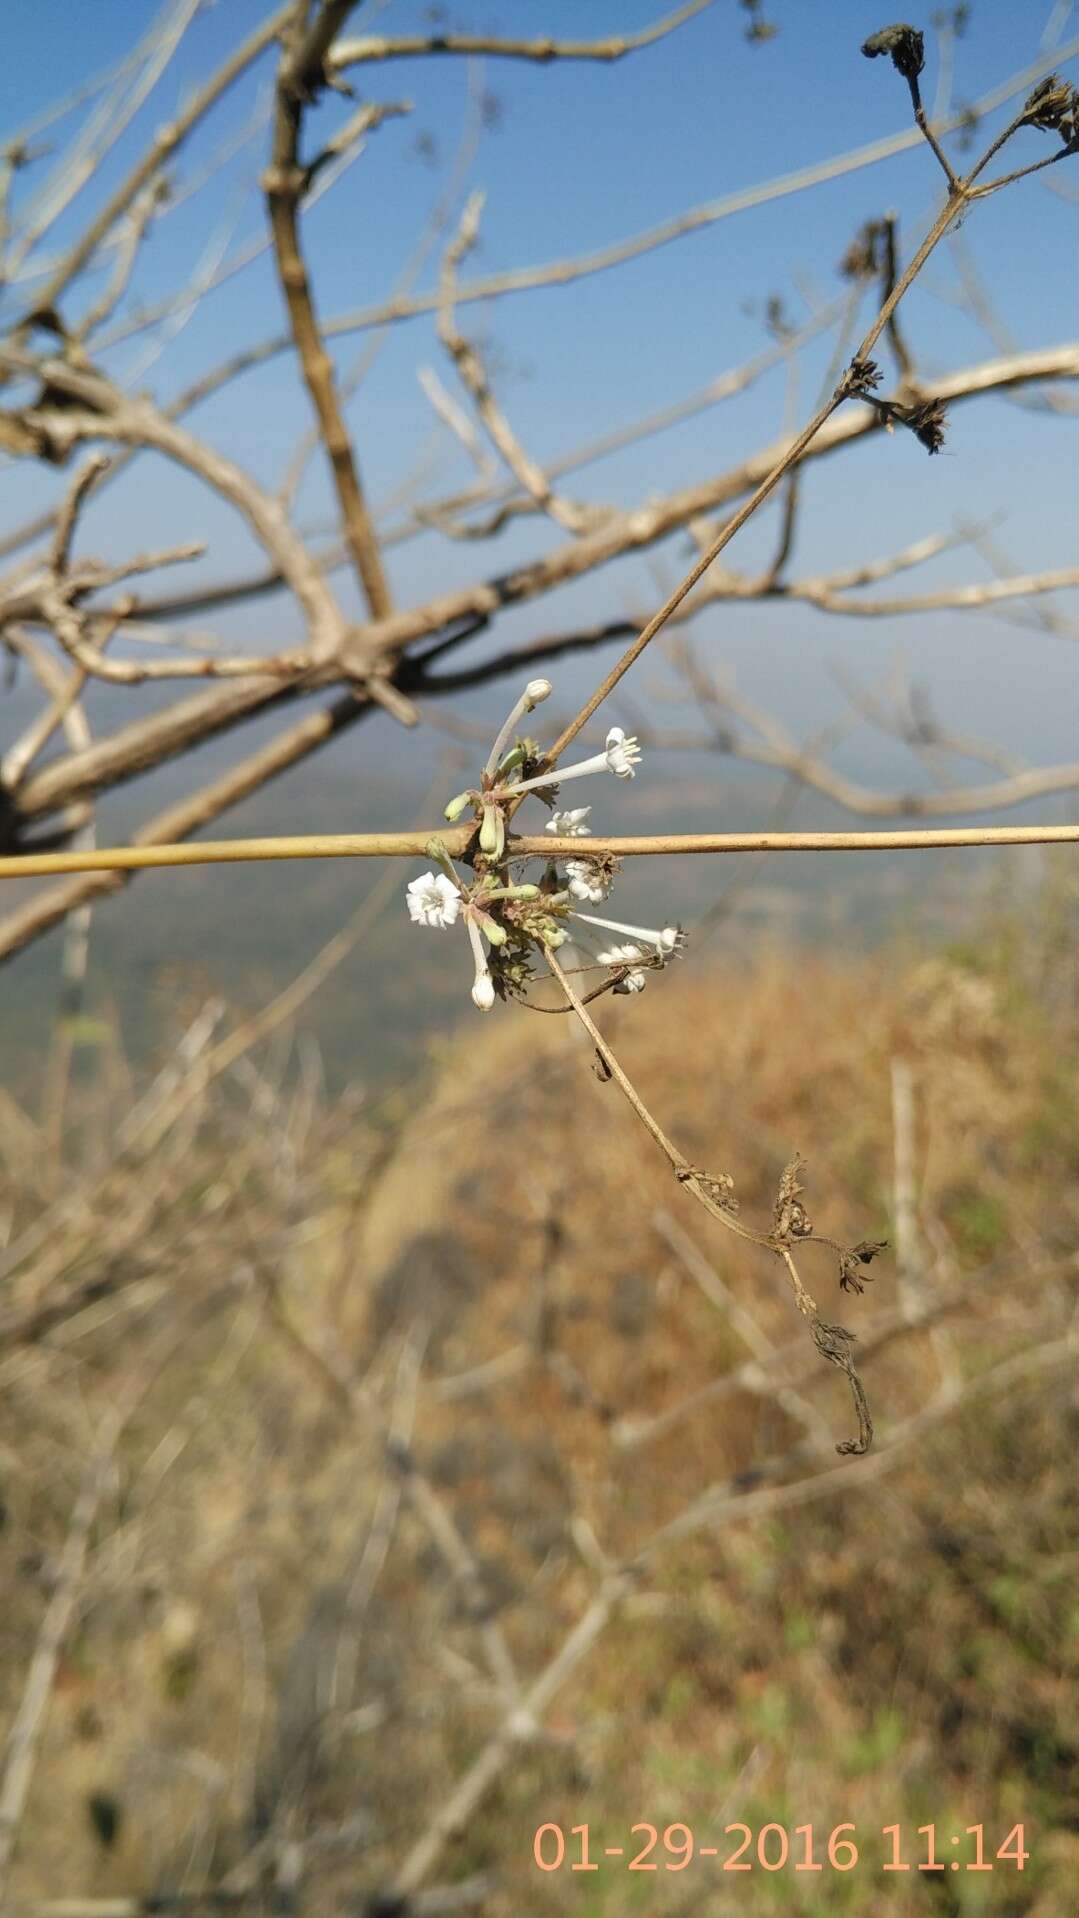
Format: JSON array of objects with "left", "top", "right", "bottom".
[{"left": 0, "top": 899, "right": 1076, "bottom": 1912}]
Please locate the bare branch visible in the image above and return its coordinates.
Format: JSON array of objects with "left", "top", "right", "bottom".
[
  {"left": 4, "top": 351, "right": 346, "bottom": 661},
  {"left": 264, "top": 5, "right": 402, "bottom": 621},
  {"left": 329, "top": 1, "right": 718, "bottom": 72},
  {"left": 6, "top": 0, "right": 200, "bottom": 278},
  {"left": 88, "top": 41, "right": 1079, "bottom": 391},
  {"left": 15, "top": 3, "right": 294, "bottom": 327},
  {"left": 436, "top": 192, "right": 600, "bottom": 536}
]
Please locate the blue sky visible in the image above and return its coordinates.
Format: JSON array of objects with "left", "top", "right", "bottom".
[{"left": 2, "top": 0, "right": 1078, "bottom": 802}]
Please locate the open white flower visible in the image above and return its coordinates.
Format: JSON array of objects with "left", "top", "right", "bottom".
[
  {"left": 565, "top": 859, "right": 612, "bottom": 903},
  {"left": 603, "top": 726, "right": 642, "bottom": 779},
  {"left": 545, "top": 807, "right": 592, "bottom": 837},
  {"left": 406, "top": 871, "right": 461, "bottom": 929}
]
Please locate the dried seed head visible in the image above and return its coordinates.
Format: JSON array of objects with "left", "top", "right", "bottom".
[
  {"left": 839, "top": 1239, "right": 889, "bottom": 1294},
  {"left": 845, "top": 357, "right": 883, "bottom": 398},
  {"left": 1020, "top": 74, "right": 1074, "bottom": 131},
  {"left": 861, "top": 24, "right": 926, "bottom": 83},
  {"left": 839, "top": 221, "right": 883, "bottom": 282},
  {"left": 774, "top": 1154, "right": 813, "bottom": 1240},
  {"left": 679, "top": 1163, "right": 740, "bottom": 1214},
  {"left": 903, "top": 396, "right": 948, "bottom": 454}
]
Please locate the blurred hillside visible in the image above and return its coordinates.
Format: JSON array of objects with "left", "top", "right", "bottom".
[
  {"left": 1, "top": 883, "right": 1076, "bottom": 1914},
  {"left": 1, "top": 747, "right": 1063, "bottom": 1113}
]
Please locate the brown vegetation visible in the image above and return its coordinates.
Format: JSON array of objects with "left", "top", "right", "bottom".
[{"left": 1, "top": 890, "right": 1075, "bottom": 1912}]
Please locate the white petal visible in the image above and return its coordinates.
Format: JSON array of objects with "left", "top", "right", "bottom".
[
  {"left": 604, "top": 727, "right": 642, "bottom": 778},
  {"left": 546, "top": 807, "right": 592, "bottom": 837}
]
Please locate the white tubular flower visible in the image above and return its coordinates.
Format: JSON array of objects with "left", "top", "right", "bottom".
[
  {"left": 406, "top": 871, "right": 461, "bottom": 929},
  {"left": 545, "top": 808, "right": 592, "bottom": 837},
  {"left": 574, "top": 913, "right": 685, "bottom": 956},
  {"left": 505, "top": 728, "right": 643, "bottom": 797},
  {"left": 603, "top": 726, "right": 642, "bottom": 779},
  {"left": 465, "top": 915, "right": 495, "bottom": 1011},
  {"left": 565, "top": 859, "right": 612, "bottom": 903},
  {"left": 484, "top": 677, "right": 554, "bottom": 776}
]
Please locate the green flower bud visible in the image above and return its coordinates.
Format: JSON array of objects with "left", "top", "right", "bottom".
[{"left": 479, "top": 803, "right": 506, "bottom": 859}]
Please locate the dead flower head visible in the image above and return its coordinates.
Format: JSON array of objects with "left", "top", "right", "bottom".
[
  {"left": 1020, "top": 74, "right": 1079, "bottom": 144},
  {"left": 861, "top": 24, "right": 926, "bottom": 84},
  {"left": 846, "top": 356, "right": 883, "bottom": 397},
  {"left": 774, "top": 1154, "right": 813, "bottom": 1240},
  {"left": 903, "top": 396, "right": 948, "bottom": 455},
  {"left": 839, "top": 1239, "right": 889, "bottom": 1294},
  {"left": 839, "top": 221, "right": 883, "bottom": 283}
]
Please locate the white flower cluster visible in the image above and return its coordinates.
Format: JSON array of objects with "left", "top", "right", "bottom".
[{"left": 404, "top": 680, "right": 683, "bottom": 1011}]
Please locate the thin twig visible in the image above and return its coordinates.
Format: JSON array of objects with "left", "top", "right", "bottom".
[
  {"left": 543, "top": 951, "right": 874, "bottom": 1455},
  {"left": 329, "top": 1, "right": 718, "bottom": 73},
  {"left": 16, "top": 3, "right": 294, "bottom": 326}
]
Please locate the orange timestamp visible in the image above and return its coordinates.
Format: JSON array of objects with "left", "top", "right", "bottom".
[{"left": 532, "top": 1821, "right": 1029, "bottom": 1876}]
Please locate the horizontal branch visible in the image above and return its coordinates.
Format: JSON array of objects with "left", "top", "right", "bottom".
[
  {"left": 3, "top": 821, "right": 1079, "bottom": 881},
  {"left": 329, "top": 0, "right": 716, "bottom": 71},
  {"left": 11, "top": 334, "right": 1073, "bottom": 834},
  {"left": 120, "top": 340, "right": 1079, "bottom": 641}
]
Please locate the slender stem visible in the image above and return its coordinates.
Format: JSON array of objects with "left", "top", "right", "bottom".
[
  {"left": 969, "top": 143, "right": 1074, "bottom": 198},
  {"left": 545, "top": 949, "right": 770, "bottom": 1257},
  {"left": 546, "top": 951, "right": 684, "bottom": 1160},
  {"left": 915, "top": 104, "right": 960, "bottom": 190},
  {"left": 849, "top": 190, "right": 967, "bottom": 372},
  {"left": 545, "top": 185, "right": 968, "bottom": 771},
  {"left": 541, "top": 50, "right": 1078, "bottom": 779},
  {"left": 542, "top": 395, "right": 845, "bottom": 767},
  {"left": 2, "top": 820, "right": 1079, "bottom": 880},
  {"left": 963, "top": 100, "right": 1037, "bottom": 186}
]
